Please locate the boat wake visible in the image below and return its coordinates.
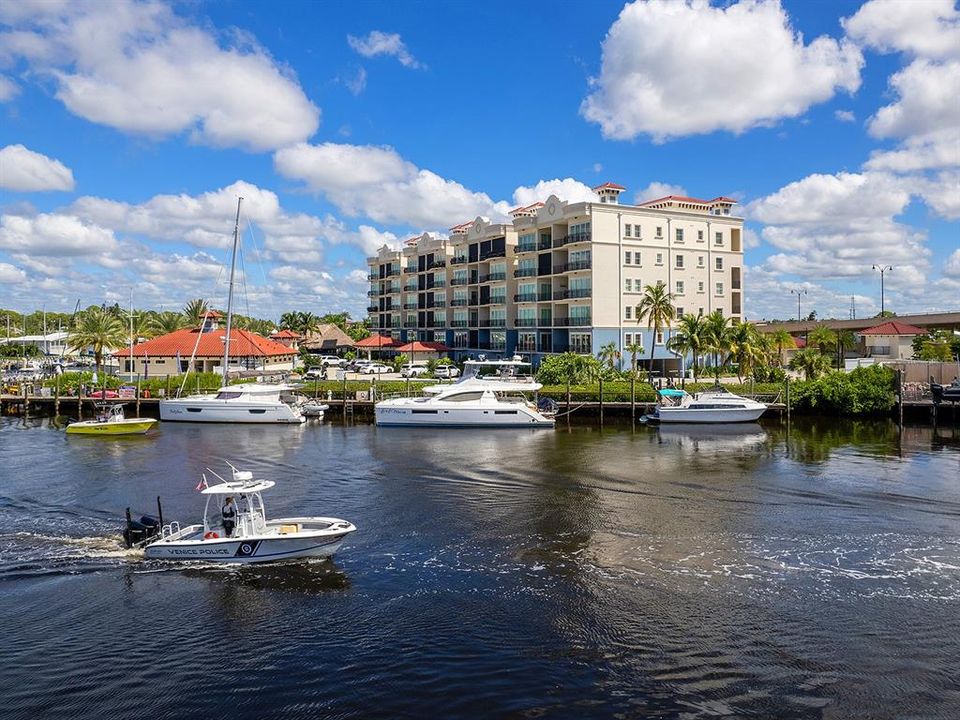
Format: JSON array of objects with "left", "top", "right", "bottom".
[{"left": 0, "top": 531, "right": 141, "bottom": 581}]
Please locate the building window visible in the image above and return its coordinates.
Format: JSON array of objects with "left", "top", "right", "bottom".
[
  {"left": 624, "top": 332, "right": 632, "bottom": 345},
  {"left": 676, "top": 281, "right": 684, "bottom": 295},
  {"left": 698, "top": 281, "right": 704, "bottom": 292},
  {"left": 624, "top": 223, "right": 632, "bottom": 237},
  {"left": 715, "top": 231, "right": 723, "bottom": 246},
  {"left": 698, "top": 255, "right": 704, "bottom": 267},
  {"left": 624, "top": 278, "right": 632, "bottom": 292},
  {"left": 624, "top": 250, "right": 631, "bottom": 264},
  {"left": 655, "top": 226, "right": 662, "bottom": 238},
  {"left": 675, "top": 228, "right": 684, "bottom": 242},
  {"left": 715, "top": 257, "right": 723, "bottom": 270},
  {"left": 656, "top": 253, "right": 663, "bottom": 265},
  {"left": 625, "top": 306, "right": 632, "bottom": 320},
  {"left": 697, "top": 230, "right": 704, "bottom": 241},
  {"left": 676, "top": 306, "right": 684, "bottom": 317},
  {"left": 716, "top": 282, "right": 724, "bottom": 295},
  {"left": 676, "top": 254, "right": 684, "bottom": 269},
  {"left": 656, "top": 331, "right": 664, "bottom": 345},
  {"left": 698, "top": 307, "right": 703, "bottom": 316},
  {"left": 570, "top": 333, "right": 592, "bottom": 354},
  {"left": 634, "top": 251, "right": 641, "bottom": 265}
]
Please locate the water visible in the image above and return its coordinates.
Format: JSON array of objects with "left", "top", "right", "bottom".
[{"left": 1, "top": 416, "right": 959, "bottom": 719}]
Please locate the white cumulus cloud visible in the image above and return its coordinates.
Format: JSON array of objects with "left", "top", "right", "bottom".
[
  {"left": 0, "top": 0, "right": 319, "bottom": 151},
  {"left": 843, "top": 0, "right": 960, "bottom": 60},
  {"left": 511, "top": 178, "right": 596, "bottom": 207},
  {"left": 581, "top": 0, "right": 863, "bottom": 141},
  {"left": 0, "top": 74, "right": 18, "bottom": 101},
  {"left": 0, "top": 144, "right": 75, "bottom": 191},
  {"left": 633, "top": 182, "right": 688, "bottom": 204},
  {"left": 0, "top": 261, "right": 27, "bottom": 284},
  {"left": 0, "top": 212, "right": 119, "bottom": 256}
]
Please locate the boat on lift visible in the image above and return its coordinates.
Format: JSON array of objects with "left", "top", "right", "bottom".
[
  {"left": 641, "top": 385, "right": 767, "bottom": 424},
  {"left": 124, "top": 464, "right": 356, "bottom": 563},
  {"left": 66, "top": 403, "right": 158, "bottom": 435}
]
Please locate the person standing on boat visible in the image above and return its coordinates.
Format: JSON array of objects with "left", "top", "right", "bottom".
[{"left": 221, "top": 496, "right": 237, "bottom": 537}]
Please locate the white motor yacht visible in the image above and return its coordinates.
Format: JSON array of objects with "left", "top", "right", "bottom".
[
  {"left": 376, "top": 381, "right": 555, "bottom": 428},
  {"left": 159, "top": 383, "right": 305, "bottom": 423},
  {"left": 643, "top": 386, "right": 767, "bottom": 424},
  {"left": 422, "top": 355, "right": 537, "bottom": 395},
  {"left": 125, "top": 465, "right": 356, "bottom": 563}
]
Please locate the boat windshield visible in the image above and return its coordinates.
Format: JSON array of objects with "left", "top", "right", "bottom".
[{"left": 215, "top": 391, "right": 244, "bottom": 400}]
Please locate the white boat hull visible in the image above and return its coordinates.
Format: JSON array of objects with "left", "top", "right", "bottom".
[
  {"left": 656, "top": 406, "right": 766, "bottom": 423},
  {"left": 375, "top": 404, "right": 554, "bottom": 427},
  {"left": 159, "top": 399, "right": 304, "bottom": 423}
]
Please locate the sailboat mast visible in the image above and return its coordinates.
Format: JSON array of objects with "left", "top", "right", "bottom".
[{"left": 222, "top": 196, "right": 243, "bottom": 387}]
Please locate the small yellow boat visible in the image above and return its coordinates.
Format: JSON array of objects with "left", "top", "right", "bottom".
[{"left": 66, "top": 404, "right": 158, "bottom": 436}]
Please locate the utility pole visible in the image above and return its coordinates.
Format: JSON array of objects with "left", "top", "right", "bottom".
[
  {"left": 872, "top": 264, "right": 892, "bottom": 315},
  {"left": 790, "top": 288, "right": 807, "bottom": 322}
]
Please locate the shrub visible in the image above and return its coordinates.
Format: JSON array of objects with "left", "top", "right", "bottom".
[{"left": 790, "top": 365, "right": 895, "bottom": 415}]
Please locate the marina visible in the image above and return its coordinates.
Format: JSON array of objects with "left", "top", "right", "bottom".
[{"left": 2, "top": 415, "right": 959, "bottom": 718}]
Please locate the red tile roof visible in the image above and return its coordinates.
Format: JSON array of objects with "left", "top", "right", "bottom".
[
  {"left": 270, "top": 329, "right": 302, "bottom": 339},
  {"left": 860, "top": 321, "right": 925, "bottom": 336},
  {"left": 354, "top": 334, "right": 399, "bottom": 348},
  {"left": 114, "top": 328, "right": 294, "bottom": 358},
  {"left": 394, "top": 340, "right": 449, "bottom": 353},
  {"left": 638, "top": 195, "right": 738, "bottom": 207},
  {"left": 593, "top": 182, "right": 626, "bottom": 191},
  {"left": 201, "top": 310, "right": 223, "bottom": 318}
]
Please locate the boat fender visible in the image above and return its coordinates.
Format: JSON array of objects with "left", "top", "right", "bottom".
[{"left": 204, "top": 531, "right": 219, "bottom": 539}]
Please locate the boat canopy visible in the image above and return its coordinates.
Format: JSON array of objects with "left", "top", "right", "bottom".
[
  {"left": 201, "top": 477, "right": 276, "bottom": 495},
  {"left": 658, "top": 388, "right": 686, "bottom": 397}
]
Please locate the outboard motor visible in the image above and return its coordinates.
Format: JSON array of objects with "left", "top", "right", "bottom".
[
  {"left": 122, "top": 508, "right": 162, "bottom": 548},
  {"left": 931, "top": 382, "right": 945, "bottom": 405},
  {"left": 537, "top": 397, "right": 560, "bottom": 415}
]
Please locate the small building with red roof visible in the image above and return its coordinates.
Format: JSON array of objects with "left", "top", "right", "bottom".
[
  {"left": 860, "top": 320, "right": 926, "bottom": 360},
  {"left": 269, "top": 328, "right": 302, "bottom": 351},
  {"left": 115, "top": 314, "right": 297, "bottom": 378}
]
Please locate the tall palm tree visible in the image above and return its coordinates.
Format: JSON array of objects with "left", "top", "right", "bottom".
[
  {"left": 703, "top": 310, "right": 731, "bottom": 380},
  {"left": 727, "top": 321, "right": 764, "bottom": 382},
  {"left": 182, "top": 298, "right": 209, "bottom": 328},
  {"left": 597, "top": 341, "right": 620, "bottom": 371},
  {"left": 771, "top": 329, "right": 795, "bottom": 367},
  {"left": 789, "top": 347, "right": 831, "bottom": 380},
  {"left": 835, "top": 329, "right": 855, "bottom": 369},
  {"left": 635, "top": 281, "right": 675, "bottom": 373},
  {"left": 625, "top": 342, "right": 644, "bottom": 378},
  {"left": 68, "top": 307, "right": 126, "bottom": 375},
  {"left": 151, "top": 311, "right": 186, "bottom": 335},
  {"left": 667, "top": 313, "right": 707, "bottom": 381},
  {"left": 808, "top": 324, "right": 836, "bottom": 356}
]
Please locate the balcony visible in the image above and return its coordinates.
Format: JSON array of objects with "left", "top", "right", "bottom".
[
  {"left": 489, "top": 296, "right": 507, "bottom": 305},
  {"left": 403, "top": 321, "right": 418, "bottom": 329},
  {"left": 426, "top": 320, "right": 446, "bottom": 328},
  {"left": 367, "top": 273, "right": 378, "bottom": 281},
  {"left": 387, "top": 286, "right": 402, "bottom": 294},
  {"left": 366, "top": 305, "right": 379, "bottom": 313},
  {"left": 516, "top": 242, "right": 537, "bottom": 253},
  {"left": 555, "top": 232, "right": 592, "bottom": 247},
  {"left": 367, "top": 289, "right": 379, "bottom": 297},
  {"left": 451, "top": 256, "right": 468, "bottom": 265},
  {"left": 538, "top": 238, "right": 552, "bottom": 250},
  {"left": 452, "top": 339, "right": 468, "bottom": 349},
  {"left": 450, "top": 277, "right": 469, "bottom": 286},
  {"left": 432, "top": 280, "right": 446, "bottom": 288},
  {"left": 553, "top": 260, "right": 592, "bottom": 273},
  {"left": 537, "top": 291, "right": 553, "bottom": 301},
  {"left": 517, "top": 340, "right": 536, "bottom": 352},
  {"left": 429, "top": 259, "right": 447, "bottom": 269},
  {"left": 403, "top": 266, "right": 417, "bottom": 274},
  {"left": 514, "top": 318, "right": 537, "bottom": 328},
  {"left": 479, "top": 319, "right": 507, "bottom": 328},
  {"left": 450, "top": 299, "right": 468, "bottom": 307},
  {"left": 554, "top": 288, "right": 592, "bottom": 300},
  {"left": 403, "top": 302, "right": 418, "bottom": 310},
  {"left": 433, "top": 300, "right": 447, "bottom": 308},
  {"left": 451, "top": 320, "right": 469, "bottom": 328},
  {"left": 480, "top": 272, "right": 506, "bottom": 283},
  {"left": 514, "top": 293, "right": 537, "bottom": 303},
  {"left": 569, "top": 316, "right": 593, "bottom": 327},
  {"left": 514, "top": 268, "right": 537, "bottom": 278},
  {"left": 480, "top": 249, "right": 506, "bottom": 261},
  {"left": 386, "top": 268, "right": 401, "bottom": 277}
]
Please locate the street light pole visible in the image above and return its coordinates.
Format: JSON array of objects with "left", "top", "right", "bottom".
[
  {"left": 872, "top": 264, "right": 892, "bottom": 315},
  {"left": 790, "top": 288, "right": 807, "bottom": 322}
]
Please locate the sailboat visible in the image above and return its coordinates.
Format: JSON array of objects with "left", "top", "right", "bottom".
[{"left": 158, "top": 198, "right": 305, "bottom": 424}]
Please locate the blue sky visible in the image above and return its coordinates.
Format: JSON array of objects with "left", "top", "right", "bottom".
[{"left": 0, "top": 0, "right": 957, "bottom": 322}]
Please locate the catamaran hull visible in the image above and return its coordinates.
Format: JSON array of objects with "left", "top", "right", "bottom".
[
  {"left": 375, "top": 405, "right": 554, "bottom": 427},
  {"left": 159, "top": 400, "right": 304, "bottom": 423},
  {"left": 144, "top": 532, "right": 350, "bottom": 563},
  {"left": 656, "top": 407, "right": 766, "bottom": 423}
]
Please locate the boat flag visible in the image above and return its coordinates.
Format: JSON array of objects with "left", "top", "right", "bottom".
[{"left": 195, "top": 474, "right": 208, "bottom": 491}]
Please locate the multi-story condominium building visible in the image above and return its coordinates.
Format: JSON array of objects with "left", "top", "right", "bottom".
[{"left": 366, "top": 183, "right": 744, "bottom": 372}]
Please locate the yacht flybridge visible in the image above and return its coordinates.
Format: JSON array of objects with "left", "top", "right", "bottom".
[
  {"left": 124, "top": 465, "right": 356, "bottom": 564},
  {"left": 376, "top": 356, "right": 555, "bottom": 427}
]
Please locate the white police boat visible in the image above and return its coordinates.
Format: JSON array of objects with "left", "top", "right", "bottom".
[{"left": 124, "top": 465, "right": 355, "bottom": 564}]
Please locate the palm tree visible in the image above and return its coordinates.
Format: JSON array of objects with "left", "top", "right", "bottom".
[
  {"left": 625, "top": 342, "right": 644, "bottom": 378},
  {"left": 597, "top": 341, "right": 621, "bottom": 371},
  {"left": 703, "top": 310, "right": 731, "bottom": 380},
  {"left": 835, "top": 329, "right": 855, "bottom": 369},
  {"left": 668, "top": 313, "right": 706, "bottom": 381},
  {"left": 771, "top": 329, "right": 795, "bottom": 367},
  {"left": 635, "top": 281, "right": 675, "bottom": 373},
  {"left": 808, "top": 324, "right": 836, "bottom": 356},
  {"left": 789, "top": 347, "right": 832, "bottom": 380},
  {"left": 151, "top": 311, "right": 186, "bottom": 335},
  {"left": 129, "top": 311, "right": 156, "bottom": 346},
  {"left": 727, "top": 322, "right": 765, "bottom": 382},
  {"left": 182, "top": 298, "right": 209, "bottom": 328},
  {"left": 68, "top": 307, "right": 126, "bottom": 375}
]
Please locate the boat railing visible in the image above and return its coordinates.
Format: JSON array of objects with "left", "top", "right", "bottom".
[{"left": 161, "top": 521, "right": 181, "bottom": 538}]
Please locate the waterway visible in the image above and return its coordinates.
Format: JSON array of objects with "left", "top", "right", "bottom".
[{"left": 1, "top": 417, "right": 959, "bottom": 719}]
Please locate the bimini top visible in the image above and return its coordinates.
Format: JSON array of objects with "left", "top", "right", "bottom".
[
  {"left": 200, "top": 468, "right": 276, "bottom": 494},
  {"left": 658, "top": 388, "right": 686, "bottom": 398}
]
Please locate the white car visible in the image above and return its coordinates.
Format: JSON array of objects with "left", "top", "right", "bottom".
[
  {"left": 303, "top": 368, "right": 326, "bottom": 380},
  {"left": 433, "top": 365, "right": 460, "bottom": 378},
  {"left": 360, "top": 363, "right": 393, "bottom": 374},
  {"left": 317, "top": 355, "right": 344, "bottom": 367},
  {"left": 400, "top": 365, "right": 428, "bottom": 378}
]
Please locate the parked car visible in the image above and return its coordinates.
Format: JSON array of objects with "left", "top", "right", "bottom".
[
  {"left": 316, "top": 355, "right": 344, "bottom": 368},
  {"left": 345, "top": 359, "right": 373, "bottom": 372},
  {"left": 360, "top": 363, "right": 392, "bottom": 375},
  {"left": 433, "top": 365, "right": 460, "bottom": 379},
  {"left": 400, "top": 365, "right": 428, "bottom": 378},
  {"left": 303, "top": 368, "right": 326, "bottom": 380}
]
